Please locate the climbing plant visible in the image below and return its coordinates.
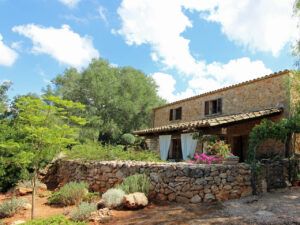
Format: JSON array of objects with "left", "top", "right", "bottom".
[{"left": 247, "top": 116, "right": 300, "bottom": 195}]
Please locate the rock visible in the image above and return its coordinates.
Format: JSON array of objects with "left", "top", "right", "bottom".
[
  {"left": 220, "top": 173, "right": 227, "bottom": 179},
  {"left": 91, "top": 208, "right": 113, "bottom": 223},
  {"left": 23, "top": 203, "right": 32, "bottom": 210},
  {"left": 123, "top": 192, "right": 148, "bottom": 209},
  {"left": 168, "top": 193, "right": 176, "bottom": 201},
  {"left": 255, "top": 210, "right": 275, "bottom": 217},
  {"left": 16, "top": 187, "right": 32, "bottom": 196},
  {"left": 176, "top": 196, "right": 189, "bottom": 204},
  {"left": 38, "top": 183, "right": 47, "bottom": 191},
  {"left": 92, "top": 183, "right": 100, "bottom": 192},
  {"left": 156, "top": 193, "right": 167, "bottom": 201},
  {"left": 204, "top": 193, "right": 215, "bottom": 202},
  {"left": 190, "top": 195, "right": 201, "bottom": 203},
  {"left": 83, "top": 188, "right": 89, "bottom": 196},
  {"left": 241, "top": 187, "right": 252, "bottom": 197},
  {"left": 181, "top": 191, "right": 193, "bottom": 198},
  {"left": 150, "top": 173, "right": 159, "bottom": 183},
  {"left": 224, "top": 185, "right": 232, "bottom": 191},
  {"left": 216, "top": 191, "right": 229, "bottom": 201},
  {"left": 11, "top": 221, "right": 26, "bottom": 225},
  {"left": 97, "top": 199, "right": 106, "bottom": 209}
]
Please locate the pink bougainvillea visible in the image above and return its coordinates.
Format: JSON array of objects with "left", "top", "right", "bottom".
[{"left": 189, "top": 153, "right": 223, "bottom": 165}]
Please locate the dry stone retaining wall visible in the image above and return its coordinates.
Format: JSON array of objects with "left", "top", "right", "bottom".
[{"left": 43, "top": 160, "right": 253, "bottom": 203}]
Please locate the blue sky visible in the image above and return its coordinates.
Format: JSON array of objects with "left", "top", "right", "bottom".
[{"left": 0, "top": 0, "right": 298, "bottom": 102}]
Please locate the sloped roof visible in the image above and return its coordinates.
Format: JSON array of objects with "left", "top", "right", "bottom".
[
  {"left": 153, "top": 70, "right": 290, "bottom": 111},
  {"left": 134, "top": 108, "right": 283, "bottom": 135}
]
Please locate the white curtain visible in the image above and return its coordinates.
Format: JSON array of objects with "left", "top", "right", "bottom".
[
  {"left": 159, "top": 135, "right": 171, "bottom": 160},
  {"left": 181, "top": 133, "right": 198, "bottom": 161}
]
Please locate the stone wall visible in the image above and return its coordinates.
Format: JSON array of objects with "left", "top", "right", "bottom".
[
  {"left": 43, "top": 160, "right": 253, "bottom": 203},
  {"left": 153, "top": 71, "right": 289, "bottom": 128}
]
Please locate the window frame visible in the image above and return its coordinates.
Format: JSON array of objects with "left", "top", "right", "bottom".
[
  {"left": 169, "top": 107, "right": 182, "bottom": 121},
  {"left": 204, "top": 98, "right": 222, "bottom": 116}
]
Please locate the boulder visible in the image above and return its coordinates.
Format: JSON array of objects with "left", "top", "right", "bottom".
[
  {"left": 123, "top": 192, "right": 148, "bottom": 209},
  {"left": 16, "top": 187, "right": 32, "bottom": 196},
  {"left": 91, "top": 208, "right": 113, "bottom": 223},
  {"left": 23, "top": 203, "right": 32, "bottom": 210},
  {"left": 96, "top": 199, "right": 106, "bottom": 210},
  {"left": 11, "top": 221, "right": 25, "bottom": 225},
  {"left": 38, "top": 183, "right": 47, "bottom": 191}
]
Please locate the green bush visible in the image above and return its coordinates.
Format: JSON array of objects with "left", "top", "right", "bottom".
[
  {"left": 48, "top": 182, "right": 89, "bottom": 206},
  {"left": 82, "top": 192, "right": 99, "bottom": 203},
  {"left": 0, "top": 198, "right": 24, "bottom": 218},
  {"left": 116, "top": 173, "right": 152, "bottom": 197},
  {"left": 23, "top": 215, "right": 87, "bottom": 225},
  {"left": 121, "top": 133, "right": 136, "bottom": 145},
  {"left": 102, "top": 188, "right": 125, "bottom": 208},
  {"left": 70, "top": 202, "right": 97, "bottom": 222},
  {"left": 65, "top": 143, "right": 162, "bottom": 162}
]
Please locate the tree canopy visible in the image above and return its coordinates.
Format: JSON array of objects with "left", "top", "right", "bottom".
[{"left": 46, "top": 58, "right": 165, "bottom": 143}]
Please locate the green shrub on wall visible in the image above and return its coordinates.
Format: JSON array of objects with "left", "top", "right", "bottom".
[
  {"left": 116, "top": 173, "right": 152, "bottom": 197},
  {"left": 65, "top": 143, "right": 162, "bottom": 162}
]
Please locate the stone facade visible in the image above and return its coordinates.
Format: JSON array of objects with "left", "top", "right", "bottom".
[
  {"left": 153, "top": 71, "right": 289, "bottom": 128},
  {"left": 140, "top": 70, "right": 300, "bottom": 159},
  {"left": 44, "top": 160, "right": 253, "bottom": 203}
]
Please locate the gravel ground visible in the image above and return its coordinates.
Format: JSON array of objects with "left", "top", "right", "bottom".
[{"left": 217, "top": 187, "right": 300, "bottom": 225}]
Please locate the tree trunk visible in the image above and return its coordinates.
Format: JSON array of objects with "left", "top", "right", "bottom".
[
  {"left": 285, "top": 133, "right": 292, "bottom": 182},
  {"left": 31, "top": 174, "right": 36, "bottom": 220},
  {"left": 251, "top": 145, "right": 258, "bottom": 195}
]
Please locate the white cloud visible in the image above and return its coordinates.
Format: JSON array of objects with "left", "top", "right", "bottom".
[
  {"left": 12, "top": 24, "right": 99, "bottom": 69},
  {"left": 39, "top": 70, "right": 51, "bottom": 84},
  {"left": 153, "top": 57, "right": 272, "bottom": 102},
  {"left": 98, "top": 6, "right": 108, "bottom": 25},
  {"left": 117, "top": 0, "right": 206, "bottom": 76},
  {"left": 203, "top": 0, "right": 297, "bottom": 56},
  {"left": 0, "top": 34, "right": 18, "bottom": 67},
  {"left": 189, "top": 57, "right": 272, "bottom": 92},
  {"left": 152, "top": 72, "right": 195, "bottom": 102},
  {"left": 117, "top": 0, "right": 297, "bottom": 77},
  {"left": 11, "top": 41, "right": 23, "bottom": 51},
  {"left": 58, "top": 0, "right": 81, "bottom": 8},
  {"left": 64, "top": 15, "right": 88, "bottom": 24}
]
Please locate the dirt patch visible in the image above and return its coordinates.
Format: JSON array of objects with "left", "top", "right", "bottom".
[{"left": 1, "top": 188, "right": 300, "bottom": 224}]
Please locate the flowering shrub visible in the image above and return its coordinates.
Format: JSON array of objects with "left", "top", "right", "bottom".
[
  {"left": 188, "top": 153, "right": 223, "bottom": 165},
  {"left": 207, "top": 140, "right": 231, "bottom": 158}
]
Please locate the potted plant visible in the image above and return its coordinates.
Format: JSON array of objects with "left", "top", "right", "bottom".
[
  {"left": 224, "top": 154, "right": 239, "bottom": 164},
  {"left": 292, "top": 174, "right": 300, "bottom": 187}
]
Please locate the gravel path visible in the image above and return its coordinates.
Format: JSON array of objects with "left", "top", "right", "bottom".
[{"left": 109, "top": 187, "right": 300, "bottom": 225}]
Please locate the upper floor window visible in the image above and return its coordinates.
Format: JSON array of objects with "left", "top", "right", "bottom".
[
  {"left": 169, "top": 107, "right": 182, "bottom": 121},
  {"left": 205, "top": 98, "right": 222, "bottom": 116}
]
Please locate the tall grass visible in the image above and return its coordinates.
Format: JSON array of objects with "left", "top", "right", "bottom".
[
  {"left": 65, "top": 144, "right": 163, "bottom": 162},
  {"left": 116, "top": 174, "right": 152, "bottom": 197}
]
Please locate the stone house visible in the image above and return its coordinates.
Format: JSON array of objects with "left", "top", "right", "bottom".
[{"left": 135, "top": 70, "right": 300, "bottom": 162}]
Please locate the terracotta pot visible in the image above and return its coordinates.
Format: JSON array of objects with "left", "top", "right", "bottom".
[
  {"left": 223, "top": 158, "right": 239, "bottom": 165},
  {"left": 292, "top": 180, "right": 300, "bottom": 186}
]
